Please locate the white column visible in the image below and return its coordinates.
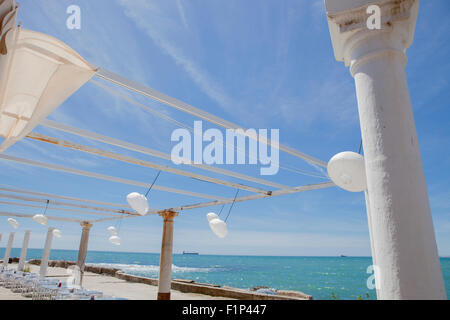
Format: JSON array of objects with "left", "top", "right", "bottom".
[
  {"left": 39, "top": 227, "right": 54, "bottom": 278},
  {"left": 325, "top": 0, "right": 446, "bottom": 299},
  {"left": 75, "top": 222, "right": 92, "bottom": 287},
  {"left": 18, "top": 230, "right": 31, "bottom": 271},
  {"left": 3, "top": 232, "right": 14, "bottom": 268},
  {"left": 157, "top": 210, "right": 178, "bottom": 300}
]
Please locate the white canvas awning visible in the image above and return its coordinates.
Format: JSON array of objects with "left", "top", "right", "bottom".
[{"left": 0, "top": 22, "right": 96, "bottom": 152}]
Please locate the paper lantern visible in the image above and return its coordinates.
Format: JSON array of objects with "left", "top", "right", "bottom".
[
  {"left": 206, "top": 212, "right": 219, "bottom": 222},
  {"left": 126, "top": 192, "right": 149, "bottom": 216},
  {"left": 327, "top": 152, "right": 367, "bottom": 192},
  {"left": 0, "top": 24, "right": 96, "bottom": 152},
  {"left": 107, "top": 226, "right": 118, "bottom": 235},
  {"left": 7, "top": 218, "right": 18, "bottom": 229},
  {"left": 109, "top": 235, "right": 121, "bottom": 246},
  {"left": 32, "top": 214, "right": 48, "bottom": 226},
  {"left": 52, "top": 229, "right": 62, "bottom": 238},
  {"left": 209, "top": 218, "right": 228, "bottom": 238}
]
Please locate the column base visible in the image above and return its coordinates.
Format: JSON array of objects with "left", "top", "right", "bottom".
[{"left": 157, "top": 292, "right": 171, "bottom": 300}]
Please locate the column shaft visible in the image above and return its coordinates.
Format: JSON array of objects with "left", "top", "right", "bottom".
[
  {"left": 157, "top": 210, "right": 177, "bottom": 300},
  {"left": 352, "top": 44, "right": 445, "bottom": 299},
  {"left": 18, "top": 230, "right": 31, "bottom": 271},
  {"left": 76, "top": 222, "right": 92, "bottom": 286},
  {"left": 39, "top": 228, "right": 54, "bottom": 278},
  {"left": 3, "top": 232, "right": 14, "bottom": 267}
]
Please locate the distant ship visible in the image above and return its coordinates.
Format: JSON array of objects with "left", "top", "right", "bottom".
[
  {"left": 182, "top": 251, "right": 199, "bottom": 255},
  {"left": 340, "top": 254, "right": 347, "bottom": 257}
]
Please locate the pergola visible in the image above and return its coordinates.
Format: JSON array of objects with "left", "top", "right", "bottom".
[
  {"left": 0, "top": 0, "right": 335, "bottom": 300},
  {"left": 0, "top": 0, "right": 446, "bottom": 300}
]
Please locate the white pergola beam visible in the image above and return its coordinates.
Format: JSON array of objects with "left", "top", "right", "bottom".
[
  {"left": 0, "top": 210, "right": 83, "bottom": 223},
  {"left": 0, "top": 192, "right": 136, "bottom": 215},
  {"left": 170, "top": 181, "right": 335, "bottom": 212},
  {"left": 26, "top": 133, "right": 272, "bottom": 195},
  {"left": 40, "top": 119, "right": 293, "bottom": 190},
  {"left": 0, "top": 199, "right": 123, "bottom": 217},
  {"left": 0, "top": 154, "right": 227, "bottom": 201},
  {"left": 0, "top": 185, "right": 129, "bottom": 208},
  {"left": 96, "top": 68, "right": 328, "bottom": 168}
]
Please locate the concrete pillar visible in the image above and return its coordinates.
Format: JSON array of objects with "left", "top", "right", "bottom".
[
  {"left": 2, "top": 232, "right": 14, "bottom": 268},
  {"left": 39, "top": 227, "right": 54, "bottom": 278},
  {"left": 18, "top": 230, "right": 31, "bottom": 271},
  {"left": 75, "top": 221, "right": 92, "bottom": 287},
  {"left": 157, "top": 210, "right": 178, "bottom": 300},
  {"left": 325, "top": 0, "right": 446, "bottom": 299}
]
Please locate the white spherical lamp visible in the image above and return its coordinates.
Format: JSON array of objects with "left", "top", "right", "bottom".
[
  {"left": 107, "top": 226, "right": 118, "bottom": 235},
  {"left": 327, "top": 151, "right": 367, "bottom": 192},
  {"left": 206, "top": 212, "right": 219, "bottom": 222},
  {"left": 126, "top": 192, "right": 149, "bottom": 216},
  {"left": 109, "top": 235, "right": 121, "bottom": 246},
  {"left": 53, "top": 229, "right": 62, "bottom": 238},
  {"left": 209, "top": 218, "right": 228, "bottom": 238},
  {"left": 7, "top": 218, "right": 19, "bottom": 229},
  {"left": 33, "top": 214, "right": 48, "bottom": 226}
]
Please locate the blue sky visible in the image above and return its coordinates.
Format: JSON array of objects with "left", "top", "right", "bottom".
[{"left": 0, "top": 0, "right": 449, "bottom": 256}]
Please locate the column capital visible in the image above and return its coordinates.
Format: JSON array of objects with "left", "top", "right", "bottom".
[
  {"left": 159, "top": 210, "right": 178, "bottom": 221},
  {"left": 325, "top": 0, "right": 419, "bottom": 66},
  {"left": 80, "top": 221, "right": 93, "bottom": 229}
]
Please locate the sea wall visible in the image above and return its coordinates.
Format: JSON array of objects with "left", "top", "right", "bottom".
[{"left": 22, "top": 259, "right": 312, "bottom": 300}]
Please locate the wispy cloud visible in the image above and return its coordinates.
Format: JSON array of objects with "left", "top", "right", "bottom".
[{"left": 117, "top": 0, "right": 234, "bottom": 113}]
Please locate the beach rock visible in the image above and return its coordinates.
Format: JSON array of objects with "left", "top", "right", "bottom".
[
  {"left": 254, "top": 288, "right": 277, "bottom": 295},
  {"left": 277, "top": 290, "right": 313, "bottom": 300},
  {"left": 28, "top": 259, "right": 41, "bottom": 266}
]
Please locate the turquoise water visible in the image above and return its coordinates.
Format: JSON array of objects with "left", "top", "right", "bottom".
[{"left": 2, "top": 248, "right": 449, "bottom": 300}]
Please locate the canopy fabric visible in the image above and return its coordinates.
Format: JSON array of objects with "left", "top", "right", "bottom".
[
  {"left": 0, "top": 26, "right": 96, "bottom": 152},
  {"left": 0, "top": 0, "right": 16, "bottom": 54}
]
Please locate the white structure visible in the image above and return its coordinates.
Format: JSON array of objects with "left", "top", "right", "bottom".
[
  {"left": 2, "top": 232, "right": 14, "bottom": 267},
  {"left": 157, "top": 210, "right": 177, "bottom": 300},
  {"left": 325, "top": 0, "right": 446, "bottom": 299},
  {"left": 75, "top": 222, "right": 92, "bottom": 286},
  {"left": 39, "top": 227, "right": 54, "bottom": 278},
  {"left": 18, "top": 230, "right": 31, "bottom": 271}
]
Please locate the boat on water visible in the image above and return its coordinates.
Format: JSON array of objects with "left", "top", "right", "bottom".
[
  {"left": 340, "top": 254, "right": 347, "bottom": 257},
  {"left": 183, "top": 251, "right": 199, "bottom": 255}
]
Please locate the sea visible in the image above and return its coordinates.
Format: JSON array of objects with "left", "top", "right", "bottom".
[{"left": 1, "top": 248, "right": 449, "bottom": 300}]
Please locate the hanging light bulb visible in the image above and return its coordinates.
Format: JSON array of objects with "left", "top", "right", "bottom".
[
  {"left": 32, "top": 214, "right": 48, "bottom": 226},
  {"left": 109, "top": 235, "right": 121, "bottom": 246},
  {"left": 126, "top": 192, "right": 149, "bottom": 216},
  {"left": 206, "top": 212, "right": 219, "bottom": 222},
  {"left": 52, "top": 229, "right": 62, "bottom": 238},
  {"left": 7, "top": 218, "right": 19, "bottom": 229},
  {"left": 33, "top": 199, "right": 49, "bottom": 226},
  {"left": 209, "top": 218, "right": 228, "bottom": 238},
  {"left": 125, "top": 171, "right": 161, "bottom": 216},
  {"left": 107, "top": 226, "right": 118, "bottom": 235},
  {"left": 327, "top": 151, "right": 367, "bottom": 192}
]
